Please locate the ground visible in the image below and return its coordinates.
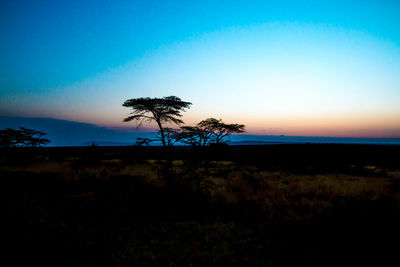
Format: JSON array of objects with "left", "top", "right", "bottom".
[{"left": 6, "top": 144, "right": 400, "bottom": 266}]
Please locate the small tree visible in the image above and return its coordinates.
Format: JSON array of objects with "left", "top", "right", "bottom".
[
  {"left": 0, "top": 128, "right": 20, "bottom": 147},
  {"left": 122, "top": 96, "right": 192, "bottom": 148},
  {"left": 135, "top": 137, "right": 153, "bottom": 147},
  {"left": 0, "top": 127, "right": 50, "bottom": 148},
  {"left": 178, "top": 126, "right": 204, "bottom": 146},
  {"left": 197, "top": 118, "right": 225, "bottom": 145},
  {"left": 19, "top": 127, "right": 50, "bottom": 147},
  {"left": 179, "top": 118, "right": 245, "bottom": 146},
  {"left": 203, "top": 119, "right": 245, "bottom": 144},
  {"left": 158, "top": 127, "right": 183, "bottom": 146}
]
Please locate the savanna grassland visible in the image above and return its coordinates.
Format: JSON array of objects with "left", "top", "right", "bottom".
[{"left": 7, "top": 145, "right": 400, "bottom": 266}]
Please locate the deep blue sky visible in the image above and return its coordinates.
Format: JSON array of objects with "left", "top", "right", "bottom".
[
  {"left": 1, "top": 0, "right": 400, "bottom": 137},
  {"left": 2, "top": 0, "right": 400, "bottom": 88}
]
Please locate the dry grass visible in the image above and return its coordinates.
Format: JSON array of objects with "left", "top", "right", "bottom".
[
  {"left": 8, "top": 151, "right": 399, "bottom": 266},
  {"left": 8, "top": 158, "right": 396, "bottom": 221}
]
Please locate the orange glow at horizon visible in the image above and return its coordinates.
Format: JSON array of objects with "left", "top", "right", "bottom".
[{"left": 83, "top": 111, "right": 400, "bottom": 138}]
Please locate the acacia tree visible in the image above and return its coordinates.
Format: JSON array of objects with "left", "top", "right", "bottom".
[
  {"left": 204, "top": 119, "right": 245, "bottom": 144},
  {"left": 178, "top": 126, "right": 204, "bottom": 146},
  {"left": 0, "top": 128, "right": 20, "bottom": 147},
  {"left": 122, "top": 96, "right": 192, "bottom": 148},
  {"left": 175, "top": 118, "right": 245, "bottom": 146},
  {"left": 197, "top": 118, "right": 225, "bottom": 145},
  {"left": 0, "top": 127, "right": 50, "bottom": 148},
  {"left": 135, "top": 137, "right": 153, "bottom": 147},
  {"left": 19, "top": 127, "right": 50, "bottom": 147},
  {"left": 158, "top": 127, "right": 183, "bottom": 146}
]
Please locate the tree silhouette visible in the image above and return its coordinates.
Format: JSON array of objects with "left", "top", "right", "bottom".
[
  {"left": 158, "top": 127, "right": 183, "bottom": 146},
  {"left": 135, "top": 137, "right": 153, "bottom": 147},
  {"left": 176, "top": 118, "right": 245, "bottom": 146},
  {"left": 178, "top": 126, "right": 204, "bottom": 146},
  {"left": 0, "top": 128, "right": 20, "bottom": 147},
  {"left": 0, "top": 127, "right": 50, "bottom": 148},
  {"left": 122, "top": 96, "right": 192, "bottom": 148},
  {"left": 199, "top": 118, "right": 245, "bottom": 144},
  {"left": 19, "top": 127, "right": 50, "bottom": 147},
  {"left": 197, "top": 118, "right": 223, "bottom": 145}
]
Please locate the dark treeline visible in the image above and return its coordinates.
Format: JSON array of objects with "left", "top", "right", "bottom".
[{"left": 0, "top": 127, "right": 50, "bottom": 148}]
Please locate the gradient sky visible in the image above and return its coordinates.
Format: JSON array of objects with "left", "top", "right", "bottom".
[{"left": 1, "top": 0, "right": 400, "bottom": 137}]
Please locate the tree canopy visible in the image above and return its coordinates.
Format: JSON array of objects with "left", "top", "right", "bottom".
[
  {"left": 198, "top": 118, "right": 245, "bottom": 144},
  {"left": 0, "top": 127, "right": 50, "bottom": 148},
  {"left": 122, "top": 96, "right": 192, "bottom": 147},
  {"left": 172, "top": 118, "right": 245, "bottom": 146}
]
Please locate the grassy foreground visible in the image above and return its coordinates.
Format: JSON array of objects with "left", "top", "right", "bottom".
[{"left": 7, "top": 145, "right": 400, "bottom": 266}]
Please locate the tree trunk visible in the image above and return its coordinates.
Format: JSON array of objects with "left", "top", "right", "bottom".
[{"left": 157, "top": 120, "right": 166, "bottom": 148}]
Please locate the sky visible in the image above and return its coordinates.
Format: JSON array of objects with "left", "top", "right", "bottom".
[{"left": 1, "top": 0, "right": 400, "bottom": 137}]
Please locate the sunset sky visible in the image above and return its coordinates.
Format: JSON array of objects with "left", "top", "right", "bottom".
[{"left": 1, "top": 0, "right": 400, "bottom": 137}]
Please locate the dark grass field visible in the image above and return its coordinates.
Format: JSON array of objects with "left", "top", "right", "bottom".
[{"left": 6, "top": 144, "right": 400, "bottom": 266}]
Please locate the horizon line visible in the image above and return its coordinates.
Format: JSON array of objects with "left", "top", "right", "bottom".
[{"left": 1, "top": 115, "right": 399, "bottom": 139}]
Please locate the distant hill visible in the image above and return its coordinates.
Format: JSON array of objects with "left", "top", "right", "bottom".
[
  {"left": 0, "top": 116, "right": 154, "bottom": 146},
  {"left": 230, "top": 135, "right": 400, "bottom": 145}
]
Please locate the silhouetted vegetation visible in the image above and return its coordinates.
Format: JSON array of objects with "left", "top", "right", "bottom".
[
  {"left": 158, "top": 127, "right": 183, "bottom": 146},
  {"left": 153, "top": 118, "right": 246, "bottom": 147},
  {"left": 0, "top": 127, "right": 50, "bottom": 147},
  {"left": 122, "top": 97, "right": 246, "bottom": 148},
  {"left": 179, "top": 118, "right": 245, "bottom": 146},
  {"left": 122, "top": 96, "right": 192, "bottom": 148},
  {"left": 134, "top": 137, "right": 153, "bottom": 147}
]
